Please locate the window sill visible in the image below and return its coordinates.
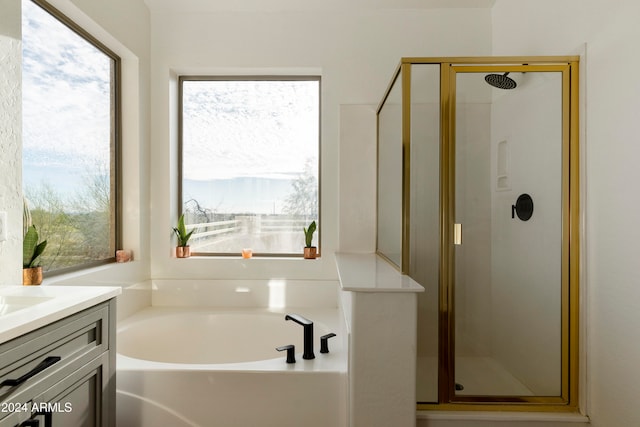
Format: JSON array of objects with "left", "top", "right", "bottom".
[
  {"left": 41, "top": 260, "right": 144, "bottom": 287},
  {"left": 187, "top": 254, "right": 321, "bottom": 260}
]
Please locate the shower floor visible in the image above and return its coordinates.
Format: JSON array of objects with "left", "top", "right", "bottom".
[{"left": 416, "top": 356, "right": 533, "bottom": 402}]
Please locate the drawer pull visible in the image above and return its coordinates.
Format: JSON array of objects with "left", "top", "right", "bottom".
[
  {"left": 1, "top": 356, "right": 61, "bottom": 388},
  {"left": 17, "top": 411, "right": 52, "bottom": 427}
]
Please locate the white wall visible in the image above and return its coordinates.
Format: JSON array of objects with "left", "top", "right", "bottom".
[
  {"left": 338, "top": 105, "right": 377, "bottom": 254},
  {"left": 0, "top": 0, "right": 22, "bottom": 286},
  {"left": 147, "top": 5, "right": 493, "bottom": 280},
  {"left": 493, "top": 0, "right": 640, "bottom": 425}
]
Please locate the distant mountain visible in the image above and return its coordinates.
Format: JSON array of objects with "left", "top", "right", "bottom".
[{"left": 183, "top": 176, "right": 295, "bottom": 215}]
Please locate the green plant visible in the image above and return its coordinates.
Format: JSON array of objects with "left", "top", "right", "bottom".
[
  {"left": 173, "top": 213, "right": 194, "bottom": 247},
  {"left": 303, "top": 220, "right": 316, "bottom": 248},
  {"left": 23, "top": 225, "right": 47, "bottom": 269},
  {"left": 23, "top": 198, "right": 32, "bottom": 237}
]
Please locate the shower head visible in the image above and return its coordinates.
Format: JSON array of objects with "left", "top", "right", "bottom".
[{"left": 485, "top": 72, "right": 517, "bottom": 90}]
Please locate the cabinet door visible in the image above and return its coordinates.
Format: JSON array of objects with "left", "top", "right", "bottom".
[
  {"left": 0, "top": 303, "right": 109, "bottom": 416},
  {"left": 34, "top": 353, "right": 110, "bottom": 427},
  {"left": 0, "top": 409, "right": 30, "bottom": 427}
]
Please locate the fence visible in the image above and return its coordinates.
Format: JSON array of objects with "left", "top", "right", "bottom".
[{"left": 185, "top": 215, "right": 311, "bottom": 252}]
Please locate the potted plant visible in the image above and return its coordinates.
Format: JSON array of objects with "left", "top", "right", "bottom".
[
  {"left": 303, "top": 220, "right": 317, "bottom": 259},
  {"left": 23, "top": 225, "right": 47, "bottom": 286},
  {"left": 173, "top": 213, "right": 194, "bottom": 258}
]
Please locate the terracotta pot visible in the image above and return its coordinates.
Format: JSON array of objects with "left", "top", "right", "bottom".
[
  {"left": 176, "top": 246, "right": 191, "bottom": 258},
  {"left": 303, "top": 247, "right": 317, "bottom": 259},
  {"left": 23, "top": 266, "right": 43, "bottom": 286},
  {"left": 116, "top": 250, "right": 133, "bottom": 263}
]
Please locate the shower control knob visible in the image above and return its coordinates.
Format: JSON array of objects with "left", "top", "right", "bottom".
[{"left": 512, "top": 193, "right": 534, "bottom": 221}]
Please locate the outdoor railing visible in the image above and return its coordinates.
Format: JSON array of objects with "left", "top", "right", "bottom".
[{"left": 186, "top": 216, "right": 309, "bottom": 242}]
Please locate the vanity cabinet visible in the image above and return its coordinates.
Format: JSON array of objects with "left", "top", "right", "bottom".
[{"left": 0, "top": 299, "right": 116, "bottom": 427}]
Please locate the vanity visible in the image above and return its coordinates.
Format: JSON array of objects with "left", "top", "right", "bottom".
[{"left": 0, "top": 286, "right": 120, "bottom": 427}]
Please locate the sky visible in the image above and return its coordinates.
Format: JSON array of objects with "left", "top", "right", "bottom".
[
  {"left": 181, "top": 79, "right": 320, "bottom": 213},
  {"left": 182, "top": 79, "right": 319, "bottom": 181},
  {"left": 21, "top": 0, "right": 112, "bottom": 202},
  {"left": 21, "top": 0, "right": 319, "bottom": 215}
]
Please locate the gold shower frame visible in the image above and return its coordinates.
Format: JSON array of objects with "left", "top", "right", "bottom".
[{"left": 376, "top": 56, "right": 580, "bottom": 411}]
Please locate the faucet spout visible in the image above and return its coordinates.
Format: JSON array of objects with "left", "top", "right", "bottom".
[{"left": 285, "top": 314, "right": 315, "bottom": 359}]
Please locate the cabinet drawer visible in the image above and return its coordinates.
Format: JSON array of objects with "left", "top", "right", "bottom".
[
  {"left": 0, "top": 353, "right": 109, "bottom": 427},
  {"left": 0, "top": 303, "right": 109, "bottom": 407}
]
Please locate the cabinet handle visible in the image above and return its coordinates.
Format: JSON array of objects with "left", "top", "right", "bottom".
[
  {"left": 1, "top": 356, "right": 61, "bottom": 388},
  {"left": 34, "top": 412, "right": 52, "bottom": 427},
  {"left": 16, "top": 411, "right": 52, "bottom": 427}
]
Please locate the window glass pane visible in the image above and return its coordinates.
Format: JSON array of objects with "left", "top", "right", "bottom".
[
  {"left": 22, "top": 0, "right": 117, "bottom": 272},
  {"left": 181, "top": 78, "right": 320, "bottom": 255}
]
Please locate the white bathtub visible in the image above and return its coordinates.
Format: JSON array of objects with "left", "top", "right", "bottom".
[{"left": 116, "top": 306, "right": 348, "bottom": 427}]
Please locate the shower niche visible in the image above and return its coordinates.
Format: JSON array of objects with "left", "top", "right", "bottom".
[{"left": 376, "top": 57, "right": 580, "bottom": 411}]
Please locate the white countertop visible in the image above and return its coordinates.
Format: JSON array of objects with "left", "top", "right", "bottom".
[
  {"left": 335, "top": 253, "right": 425, "bottom": 293},
  {"left": 0, "top": 285, "right": 121, "bottom": 343}
]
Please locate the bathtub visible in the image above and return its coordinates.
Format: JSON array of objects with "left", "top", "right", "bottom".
[{"left": 116, "top": 306, "right": 348, "bottom": 427}]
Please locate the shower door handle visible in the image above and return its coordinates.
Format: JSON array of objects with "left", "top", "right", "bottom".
[{"left": 454, "top": 223, "right": 462, "bottom": 245}]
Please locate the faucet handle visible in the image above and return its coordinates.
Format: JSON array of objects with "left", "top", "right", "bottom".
[
  {"left": 320, "top": 333, "right": 337, "bottom": 354},
  {"left": 276, "top": 345, "right": 296, "bottom": 363}
]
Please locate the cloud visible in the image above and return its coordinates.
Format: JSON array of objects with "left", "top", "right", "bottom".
[
  {"left": 182, "top": 80, "right": 319, "bottom": 181},
  {"left": 22, "top": 1, "right": 319, "bottom": 196},
  {"left": 22, "top": 0, "right": 112, "bottom": 171}
]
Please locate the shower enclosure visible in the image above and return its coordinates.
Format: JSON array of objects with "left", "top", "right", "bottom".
[{"left": 376, "top": 57, "right": 579, "bottom": 410}]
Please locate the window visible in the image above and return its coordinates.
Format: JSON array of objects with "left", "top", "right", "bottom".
[
  {"left": 179, "top": 77, "right": 320, "bottom": 256},
  {"left": 22, "top": 0, "right": 120, "bottom": 273}
]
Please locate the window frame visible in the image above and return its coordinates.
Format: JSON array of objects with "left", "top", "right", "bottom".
[
  {"left": 23, "top": 0, "right": 122, "bottom": 275},
  {"left": 178, "top": 75, "right": 321, "bottom": 258}
]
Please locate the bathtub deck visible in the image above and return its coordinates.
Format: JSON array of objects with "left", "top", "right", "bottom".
[
  {"left": 116, "top": 306, "right": 347, "bottom": 427},
  {"left": 117, "top": 306, "right": 346, "bottom": 372}
]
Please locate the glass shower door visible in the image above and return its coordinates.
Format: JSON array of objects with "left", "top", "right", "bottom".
[
  {"left": 452, "top": 67, "right": 564, "bottom": 398},
  {"left": 410, "top": 64, "right": 441, "bottom": 403}
]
